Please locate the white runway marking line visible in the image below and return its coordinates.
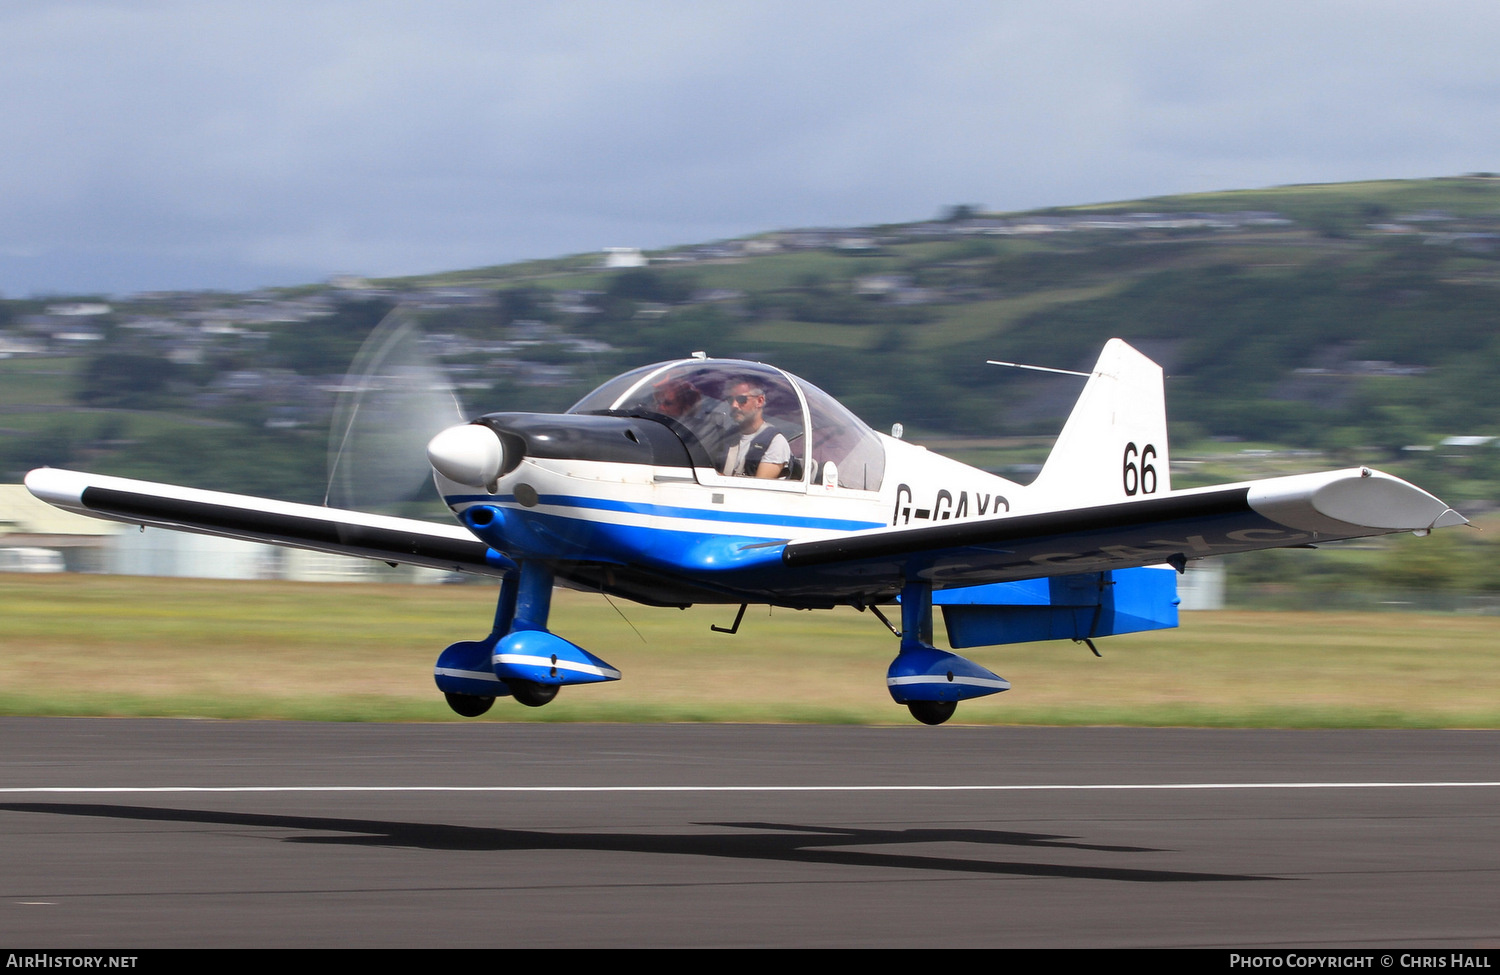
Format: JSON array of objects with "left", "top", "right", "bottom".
[{"left": 1, "top": 782, "right": 1499, "bottom": 794}]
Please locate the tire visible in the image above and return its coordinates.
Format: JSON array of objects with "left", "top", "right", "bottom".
[
  {"left": 444, "top": 692, "right": 494, "bottom": 717},
  {"left": 509, "top": 679, "right": 559, "bottom": 708},
  {"left": 906, "top": 699, "right": 957, "bottom": 726}
]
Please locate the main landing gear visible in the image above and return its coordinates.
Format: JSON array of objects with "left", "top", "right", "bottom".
[{"left": 885, "top": 579, "right": 1010, "bottom": 725}]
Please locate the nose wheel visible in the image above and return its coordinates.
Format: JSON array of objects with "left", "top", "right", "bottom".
[
  {"left": 906, "top": 699, "right": 957, "bottom": 726},
  {"left": 444, "top": 692, "right": 494, "bottom": 717}
]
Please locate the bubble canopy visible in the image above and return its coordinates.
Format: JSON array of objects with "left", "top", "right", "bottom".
[{"left": 569, "top": 359, "right": 886, "bottom": 491}]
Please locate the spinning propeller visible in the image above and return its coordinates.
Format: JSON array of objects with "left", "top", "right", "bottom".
[{"left": 325, "top": 308, "right": 466, "bottom": 516}]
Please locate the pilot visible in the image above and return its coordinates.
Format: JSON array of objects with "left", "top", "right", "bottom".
[{"left": 722, "top": 378, "right": 790, "bottom": 479}]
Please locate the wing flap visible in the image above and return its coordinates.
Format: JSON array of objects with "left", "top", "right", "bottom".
[{"left": 25, "top": 468, "right": 504, "bottom": 576}]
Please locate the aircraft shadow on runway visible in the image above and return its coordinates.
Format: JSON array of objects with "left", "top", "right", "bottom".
[{"left": 2, "top": 802, "right": 1273, "bottom": 885}]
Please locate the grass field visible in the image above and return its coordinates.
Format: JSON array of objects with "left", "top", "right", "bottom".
[
  {"left": 740, "top": 319, "right": 880, "bottom": 350},
  {"left": 2, "top": 573, "right": 1497, "bottom": 726},
  {"left": 0, "top": 357, "right": 81, "bottom": 407}
]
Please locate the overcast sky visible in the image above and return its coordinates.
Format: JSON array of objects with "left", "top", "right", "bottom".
[{"left": 2, "top": 0, "right": 1498, "bottom": 296}]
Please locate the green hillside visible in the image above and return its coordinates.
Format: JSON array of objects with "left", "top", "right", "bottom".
[
  {"left": 399, "top": 176, "right": 1500, "bottom": 503},
  {"left": 4, "top": 175, "right": 1500, "bottom": 515}
]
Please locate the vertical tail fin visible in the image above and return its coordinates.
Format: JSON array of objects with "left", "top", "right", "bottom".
[{"left": 1029, "top": 339, "right": 1170, "bottom": 507}]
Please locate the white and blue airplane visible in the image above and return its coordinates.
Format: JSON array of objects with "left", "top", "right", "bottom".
[{"left": 25, "top": 339, "right": 1466, "bottom": 724}]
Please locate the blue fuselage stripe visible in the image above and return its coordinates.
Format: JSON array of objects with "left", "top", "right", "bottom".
[{"left": 444, "top": 493, "right": 883, "bottom": 533}]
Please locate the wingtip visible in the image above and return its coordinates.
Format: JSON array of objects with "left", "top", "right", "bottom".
[
  {"left": 1431, "top": 508, "right": 1469, "bottom": 530},
  {"left": 24, "top": 467, "right": 83, "bottom": 506},
  {"left": 1249, "top": 469, "right": 1465, "bottom": 535}
]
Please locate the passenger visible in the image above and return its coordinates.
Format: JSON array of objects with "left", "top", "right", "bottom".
[
  {"left": 651, "top": 376, "right": 702, "bottom": 418},
  {"left": 652, "top": 375, "right": 736, "bottom": 467},
  {"left": 722, "top": 378, "right": 790, "bottom": 479}
]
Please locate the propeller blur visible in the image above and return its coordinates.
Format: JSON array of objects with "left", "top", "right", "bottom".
[{"left": 25, "top": 339, "right": 1466, "bottom": 724}]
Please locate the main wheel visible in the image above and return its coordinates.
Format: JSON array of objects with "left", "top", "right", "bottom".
[
  {"left": 906, "top": 699, "right": 957, "bottom": 726},
  {"left": 444, "top": 692, "right": 494, "bottom": 717},
  {"left": 509, "top": 679, "right": 559, "bottom": 708}
]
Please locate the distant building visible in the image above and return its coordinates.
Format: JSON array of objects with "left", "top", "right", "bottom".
[
  {"left": 45, "top": 302, "right": 111, "bottom": 317},
  {"left": 1178, "top": 560, "right": 1226, "bottom": 611},
  {"left": 852, "top": 274, "right": 908, "bottom": 296},
  {"left": 603, "top": 247, "right": 647, "bottom": 269},
  {"left": 0, "top": 484, "right": 450, "bottom": 583},
  {"left": 0, "top": 334, "right": 46, "bottom": 356},
  {"left": 0, "top": 484, "right": 119, "bottom": 573}
]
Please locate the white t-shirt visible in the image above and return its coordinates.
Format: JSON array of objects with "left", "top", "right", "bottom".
[{"left": 724, "top": 424, "right": 790, "bottom": 476}]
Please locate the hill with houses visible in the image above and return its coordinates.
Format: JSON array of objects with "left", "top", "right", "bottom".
[{"left": 4, "top": 175, "right": 1500, "bottom": 525}]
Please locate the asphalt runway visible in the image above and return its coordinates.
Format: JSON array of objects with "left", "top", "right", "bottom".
[{"left": 1, "top": 719, "right": 1496, "bottom": 948}]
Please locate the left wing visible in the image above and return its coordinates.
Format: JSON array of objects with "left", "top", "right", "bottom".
[
  {"left": 24, "top": 468, "right": 506, "bottom": 576},
  {"left": 782, "top": 468, "right": 1466, "bottom": 588}
]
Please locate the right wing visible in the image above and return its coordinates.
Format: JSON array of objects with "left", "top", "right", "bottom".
[
  {"left": 782, "top": 468, "right": 1467, "bottom": 589},
  {"left": 25, "top": 468, "right": 506, "bottom": 576}
]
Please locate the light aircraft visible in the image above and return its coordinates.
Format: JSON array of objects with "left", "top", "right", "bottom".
[{"left": 25, "top": 339, "right": 1466, "bottom": 724}]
